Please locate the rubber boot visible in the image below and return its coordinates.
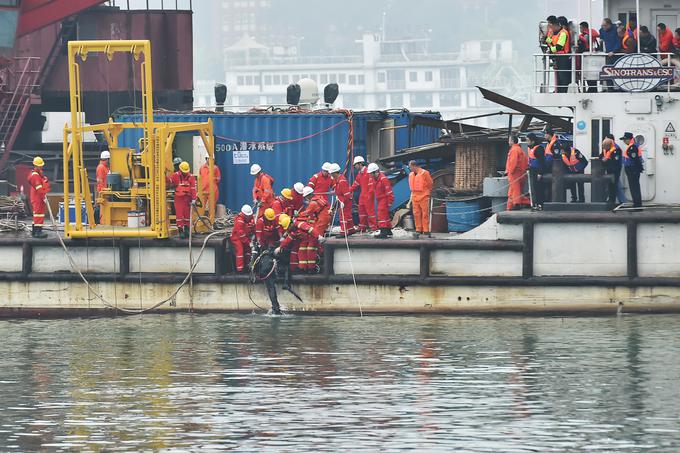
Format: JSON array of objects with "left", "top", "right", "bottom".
[
  {"left": 376, "top": 228, "right": 390, "bottom": 239},
  {"left": 184, "top": 226, "right": 190, "bottom": 239},
  {"left": 178, "top": 227, "right": 186, "bottom": 239},
  {"left": 386, "top": 228, "right": 393, "bottom": 237},
  {"left": 32, "top": 225, "right": 47, "bottom": 238}
]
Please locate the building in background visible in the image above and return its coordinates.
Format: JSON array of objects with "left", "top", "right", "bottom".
[{"left": 197, "top": 33, "right": 528, "bottom": 127}]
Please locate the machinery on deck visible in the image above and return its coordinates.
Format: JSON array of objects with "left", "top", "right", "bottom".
[{"left": 62, "top": 40, "right": 216, "bottom": 239}]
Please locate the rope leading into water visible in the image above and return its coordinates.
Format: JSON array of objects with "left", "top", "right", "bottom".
[
  {"left": 339, "top": 207, "right": 362, "bottom": 317},
  {"left": 46, "top": 198, "right": 221, "bottom": 315}
]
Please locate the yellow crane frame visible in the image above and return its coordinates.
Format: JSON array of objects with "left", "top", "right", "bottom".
[{"left": 63, "top": 40, "right": 216, "bottom": 238}]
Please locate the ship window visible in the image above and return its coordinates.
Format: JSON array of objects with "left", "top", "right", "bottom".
[
  {"left": 237, "top": 76, "right": 245, "bottom": 85},
  {"left": 425, "top": 71, "right": 433, "bottom": 82},
  {"left": 282, "top": 75, "right": 289, "bottom": 84},
  {"left": 440, "top": 92, "right": 461, "bottom": 107},
  {"left": 358, "top": 75, "right": 365, "bottom": 85},
  {"left": 264, "top": 75, "right": 272, "bottom": 85},
  {"left": 409, "top": 71, "right": 418, "bottom": 82},
  {"left": 320, "top": 74, "right": 328, "bottom": 84},
  {"left": 591, "top": 117, "right": 613, "bottom": 158},
  {"left": 349, "top": 74, "right": 357, "bottom": 85},
  {"left": 389, "top": 93, "right": 402, "bottom": 108},
  {"left": 377, "top": 72, "right": 386, "bottom": 83},
  {"left": 339, "top": 74, "right": 347, "bottom": 83},
  {"left": 273, "top": 75, "right": 281, "bottom": 85}
]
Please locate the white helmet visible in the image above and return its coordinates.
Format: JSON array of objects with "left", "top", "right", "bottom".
[
  {"left": 293, "top": 182, "right": 304, "bottom": 194},
  {"left": 353, "top": 156, "right": 365, "bottom": 165},
  {"left": 321, "top": 162, "right": 332, "bottom": 172},
  {"left": 367, "top": 163, "right": 380, "bottom": 174},
  {"left": 329, "top": 163, "right": 341, "bottom": 174},
  {"left": 100, "top": 150, "right": 111, "bottom": 159},
  {"left": 241, "top": 204, "right": 253, "bottom": 216},
  {"left": 250, "top": 164, "right": 262, "bottom": 175},
  {"left": 302, "top": 186, "right": 314, "bottom": 197}
]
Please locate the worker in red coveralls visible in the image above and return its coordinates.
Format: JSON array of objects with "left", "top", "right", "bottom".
[
  {"left": 271, "top": 188, "right": 295, "bottom": 217},
  {"left": 166, "top": 161, "right": 197, "bottom": 238},
  {"left": 255, "top": 208, "right": 281, "bottom": 249},
  {"left": 367, "top": 163, "right": 394, "bottom": 239},
  {"left": 275, "top": 213, "right": 318, "bottom": 273},
  {"left": 199, "top": 154, "right": 221, "bottom": 209},
  {"left": 329, "top": 162, "right": 356, "bottom": 237},
  {"left": 296, "top": 186, "right": 327, "bottom": 272},
  {"left": 250, "top": 163, "right": 275, "bottom": 216},
  {"left": 28, "top": 156, "right": 50, "bottom": 238},
  {"left": 308, "top": 162, "right": 333, "bottom": 202},
  {"left": 230, "top": 204, "right": 255, "bottom": 272},
  {"left": 94, "top": 150, "right": 110, "bottom": 224},
  {"left": 351, "top": 156, "right": 377, "bottom": 233},
  {"left": 291, "top": 182, "right": 305, "bottom": 213},
  {"left": 505, "top": 135, "right": 530, "bottom": 211}
]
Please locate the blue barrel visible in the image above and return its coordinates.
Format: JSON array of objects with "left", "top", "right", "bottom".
[{"left": 446, "top": 199, "right": 482, "bottom": 232}]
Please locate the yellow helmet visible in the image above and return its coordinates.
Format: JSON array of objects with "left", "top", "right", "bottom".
[
  {"left": 179, "top": 161, "right": 190, "bottom": 173},
  {"left": 281, "top": 188, "right": 293, "bottom": 200},
  {"left": 278, "top": 213, "right": 291, "bottom": 230},
  {"left": 264, "top": 208, "right": 276, "bottom": 221},
  {"left": 33, "top": 156, "right": 44, "bottom": 167}
]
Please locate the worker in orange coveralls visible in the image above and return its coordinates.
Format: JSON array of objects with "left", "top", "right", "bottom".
[
  {"left": 199, "top": 154, "right": 221, "bottom": 209},
  {"left": 505, "top": 135, "right": 530, "bottom": 211},
  {"left": 351, "top": 156, "right": 377, "bottom": 232},
  {"left": 255, "top": 208, "right": 281, "bottom": 249},
  {"left": 329, "top": 162, "right": 356, "bottom": 236},
  {"left": 296, "top": 186, "right": 328, "bottom": 272},
  {"left": 291, "top": 182, "right": 305, "bottom": 212},
  {"left": 166, "top": 161, "right": 198, "bottom": 238},
  {"left": 250, "top": 163, "right": 275, "bottom": 215},
  {"left": 407, "top": 160, "right": 433, "bottom": 238},
  {"left": 367, "top": 163, "right": 394, "bottom": 239},
  {"left": 94, "top": 150, "right": 110, "bottom": 224},
  {"left": 230, "top": 204, "right": 255, "bottom": 272},
  {"left": 28, "top": 156, "right": 50, "bottom": 238},
  {"left": 271, "top": 188, "right": 295, "bottom": 217}
]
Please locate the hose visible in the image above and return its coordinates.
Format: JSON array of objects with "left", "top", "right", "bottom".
[{"left": 45, "top": 198, "right": 222, "bottom": 315}]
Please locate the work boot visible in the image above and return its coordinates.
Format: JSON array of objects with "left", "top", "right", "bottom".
[
  {"left": 376, "top": 228, "right": 390, "bottom": 239},
  {"left": 413, "top": 231, "right": 421, "bottom": 239},
  {"left": 32, "top": 225, "right": 47, "bottom": 238},
  {"left": 178, "top": 227, "right": 186, "bottom": 239},
  {"left": 184, "top": 226, "right": 190, "bottom": 238},
  {"left": 386, "top": 228, "right": 393, "bottom": 237}
]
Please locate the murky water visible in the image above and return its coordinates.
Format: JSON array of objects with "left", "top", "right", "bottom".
[{"left": 1, "top": 314, "right": 680, "bottom": 451}]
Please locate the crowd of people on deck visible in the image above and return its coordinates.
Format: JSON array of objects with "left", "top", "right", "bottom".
[
  {"left": 543, "top": 14, "right": 680, "bottom": 92},
  {"left": 505, "top": 129, "right": 644, "bottom": 211}
]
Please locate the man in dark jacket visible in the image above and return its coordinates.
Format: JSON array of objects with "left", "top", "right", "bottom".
[
  {"left": 599, "top": 138, "right": 622, "bottom": 206},
  {"left": 526, "top": 133, "right": 548, "bottom": 209},
  {"left": 639, "top": 26, "right": 657, "bottom": 53},
  {"left": 620, "top": 132, "right": 644, "bottom": 208}
]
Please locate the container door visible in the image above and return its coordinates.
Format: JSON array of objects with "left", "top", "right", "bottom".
[{"left": 625, "top": 122, "right": 656, "bottom": 201}]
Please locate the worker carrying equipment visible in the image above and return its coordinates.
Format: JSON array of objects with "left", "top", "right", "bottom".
[
  {"left": 505, "top": 136, "right": 530, "bottom": 211},
  {"left": 351, "top": 156, "right": 377, "bottom": 232},
  {"left": 271, "top": 189, "right": 295, "bottom": 217},
  {"left": 368, "top": 163, "right": 394, "bottom": 239},
  {"left": 407, "top": 160, "right": 433, "bottom": 237},
  {"left": 251, "top": 164, "right": 275, "bottom": 214},
  {"left": 230, "top": 204, "right": 255, "bottom": 272},
  {"left": 166, "top": 161, "right": 197, "bottom": 238},
  {"left": 330, "top": 162, "right": 356, "bottom": 236},
  {"left": 199, "top": 154, "right": 221, "bottom": 209},
  {"left": 28, "top": 156, "right": 50, "bottom": 238},
  {"left": 275, "top": 214, "right": 316, "bottom": 272}
]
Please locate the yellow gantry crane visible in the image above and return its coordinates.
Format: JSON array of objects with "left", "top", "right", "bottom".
[{"left": 63, "top": 40, "right": 216, "bottom": 238}]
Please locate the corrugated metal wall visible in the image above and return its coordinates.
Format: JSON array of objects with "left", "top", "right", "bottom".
[{"left": 117, "top": 110, "right": 441, "bottom": 210}]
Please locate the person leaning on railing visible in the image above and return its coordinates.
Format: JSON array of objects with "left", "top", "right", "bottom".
[
  {"left": 618, "top": 25, "right": 637, "bottom": 54},
  {"left": 544, "top": 16, "right": 572, "bottom": 93},
  {"left": 638, "top": 26, "right": 657, "bottom": 54}
]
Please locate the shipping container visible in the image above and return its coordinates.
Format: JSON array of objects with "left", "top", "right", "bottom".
[{"left": 116, "top": 110, "right": 441, "bottom": 210}]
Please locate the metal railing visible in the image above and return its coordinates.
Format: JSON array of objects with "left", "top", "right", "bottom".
[{"left": 533, "top": 52, "right": 680, "bottom": 94}]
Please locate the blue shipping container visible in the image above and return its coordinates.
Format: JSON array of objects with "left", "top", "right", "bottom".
[{"left": 117, "top": 110, "right": 440, "bottom": 210}]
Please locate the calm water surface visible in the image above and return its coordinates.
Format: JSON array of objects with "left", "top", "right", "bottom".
[{"left": 1, "top": 314, "right": 680, "bottom": 452}]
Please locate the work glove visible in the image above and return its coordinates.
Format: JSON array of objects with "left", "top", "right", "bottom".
[
  {"left": 191, "top": 199, "right": 197, "bottom": 206},
  {"left": 317, "top": 235, "right": 326, "bottom": 244},
  {"left": 195, "top": 198, "right": 203, "bottom": 207},
  {"left": 274, "top": 247, "right": 281, "bottom": 256}
]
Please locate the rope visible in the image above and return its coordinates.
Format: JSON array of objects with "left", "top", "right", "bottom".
[
  {"left": 189, "top": 203, "right": 194, "bottom": 312},
  {"left": 339, "top": 208, "right": 362, "bottom": 317},
  {"left": 45, "top": 198, "right": 221, "bottom": 315}
]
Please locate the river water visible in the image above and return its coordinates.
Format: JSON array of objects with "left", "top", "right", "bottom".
[{"left": 1, "top": 314, "right": 680, "bottom": 452}]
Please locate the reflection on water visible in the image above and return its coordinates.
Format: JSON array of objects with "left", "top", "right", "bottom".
[{"left": 1, "top": 314, "right": 680, "bottom": 451}]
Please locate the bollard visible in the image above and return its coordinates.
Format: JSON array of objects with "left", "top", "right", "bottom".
[
  {"left": 590, "top": 158, "right": 606, "bottom": 202},
  {"left": 551, "top": 156, "right": 566, "bottom": 202}
]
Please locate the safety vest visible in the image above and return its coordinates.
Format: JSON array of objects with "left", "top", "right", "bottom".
[
  {"left": 528, "top": 145, "right": 541, "bottom": 169},
  {"left": 602, "top": 146, "right": 617, "bottom": 161},
  {"left": 623, "top": 142, "right": 643, "bottom": 167},
  {"left": 562, "top": 147, "right": 587, "bottom": 172},
  {"left": 552, "top": 29, "right": 571, "bottom": 54}
]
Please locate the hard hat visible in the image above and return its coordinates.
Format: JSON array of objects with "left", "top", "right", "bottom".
[
  {"left": 173, "top": 157, "right": 182, "bottom": 165},
  {"left": 293, "top": 182, "right": 304, "bottom": 194},
  {"left": 321, "top": 162, "right": 332, "bottom": 172},
  {"left": 302, "top": 186, "right": 314, "bottom": 197},
  {"left": 353, "top": 156, "right": 365, "bottom": 165},
  {"left": 241, "top": 204, "right": 253, "bottom": 216},
  {"left": 100, "top": 150, "right": 111, "bottom": 159},
  {"left": 250, "top": 164, "right": 262, "bottom": 175},
  {"left": 278, "top": 213, "right": 291, "bottom": 230},
  {"left": 329, "top": 163, "right": 341, "bottom": 174},
  {"left": 33, "top": 156, "right": 44, "bottom": 167},
  {"left": 281, "top": 188, "right": 293, "bottom": 200},
  {"left": 367, "top": 163, "right": 379, "bottom": 174},
  {"left": 264, "top": 208, "right": 276, "bottom": 221},
  {"left": 179, "top": 161, "right": 190, "bottom": 173}
]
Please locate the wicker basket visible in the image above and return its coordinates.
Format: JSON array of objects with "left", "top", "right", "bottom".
[{"left": 454, "top": 142, "right": 497, "bottom": 192}]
